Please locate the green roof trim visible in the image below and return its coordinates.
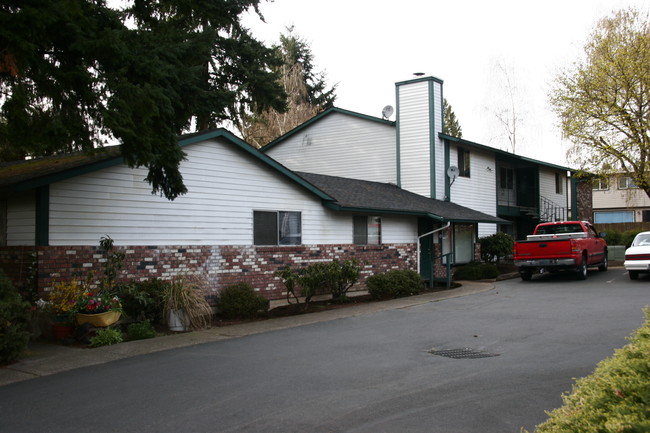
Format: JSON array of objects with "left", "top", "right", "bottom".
[
  {"left": 262, "top": 107, "right": 395, "bottom": 151},
  {"left": 439, "top": 133, "right": 574, "bottom": 172},
  {"left": 2, "top": 129, "right": 335, "bottom": 202},
  {"left": 323, "top": 201, "right": 446, "bottom": 221}
]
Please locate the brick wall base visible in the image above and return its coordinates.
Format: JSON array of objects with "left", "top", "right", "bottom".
[{"left": 0, "top": 243, "right": 417, "bottom": 301}]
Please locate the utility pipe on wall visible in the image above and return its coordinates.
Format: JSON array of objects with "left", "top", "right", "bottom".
[{"left": 417, "top": 221, "right": 451, "bottom": 274}]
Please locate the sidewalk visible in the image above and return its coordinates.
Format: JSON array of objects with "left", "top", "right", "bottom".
[{"left": 0, "top": 281, "right": 495, "bottom": 387}]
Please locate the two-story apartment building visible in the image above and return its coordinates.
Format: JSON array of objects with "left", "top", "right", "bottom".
[{"left": 264, "top": 75, "right": 580, "bottom": 247}]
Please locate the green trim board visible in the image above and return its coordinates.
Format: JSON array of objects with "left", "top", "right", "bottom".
[
  {"left": 444, "top": 139, "right": 451, "bottom": 200},
  {"left": 428, "top": 80, "right": 436, "bottom": 199},
  {"left": 395, "top": 84, "right": 402, "bottom": 187},
  {"left": 439, "top": 133, "right": 573, "bottom": 173},
  {"left": 6, "top": 129, "right": 335, "bottom": 203}
]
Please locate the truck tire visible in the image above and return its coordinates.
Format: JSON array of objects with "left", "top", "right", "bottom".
[
  {"left": 629, "top": 270, "right": 639, "bottom": 280},
  {"left": 598, "top": 254, "right": 608, "bottom": 272},
  {"left": 520, "top": 270, "right": 532, "bottom": 281},
  {"left": 576, "top": 254, "right": 588, "bottom": 280}
]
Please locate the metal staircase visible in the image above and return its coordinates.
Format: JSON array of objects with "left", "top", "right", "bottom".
[{"left": 538, "top": 195, "right": 568, "bottom": 222}]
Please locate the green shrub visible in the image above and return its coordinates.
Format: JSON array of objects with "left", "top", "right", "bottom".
[
  {"left": 90, "top": 327, "right": 123, "bottom": 347},
  {"left": 529, "top": 308, "right": 650, "bottom": 433},
  {"left": 0, "top": 271, "right": 31, "bottom": 364},
  {"left": 367, "top": 269, "right": 423, "bottom": 300},
  {"left": 453, "top": 262, "right": 500, "bottom": 280},
  {"left": 127, "top": 320, "right": 157, "bottom": 340},
  {"left": 479, "top": 232, "right": 514, "bottom": 263},
  {"left": 218, "top": 283, "right": 269, "bottom": 319},
  {"left": 603, "top": 229, "right": 642, "bottom": 248},
  {"left": 118, "top": 279, "right": 167, "bottom": 323},
  {"left": 298, "top": 259, "right": 362, "bottom": 302},
  {"left": 274, "top": 266, "right": 300, "bottom": 304}
]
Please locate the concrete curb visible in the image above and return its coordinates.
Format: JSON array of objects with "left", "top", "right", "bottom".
[{"left": 0, "top": 281, "right": 495, "bottom": 387}]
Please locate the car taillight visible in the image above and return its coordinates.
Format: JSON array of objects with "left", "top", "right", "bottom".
[{"left": 625, "top": 254, "right": 650, "bottom": 260}]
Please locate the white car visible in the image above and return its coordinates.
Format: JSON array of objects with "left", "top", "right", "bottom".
[{"left": 624, "top": 231, "right": 650, "bottom": 280}]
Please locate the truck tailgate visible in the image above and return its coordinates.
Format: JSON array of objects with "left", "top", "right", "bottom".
[{"left": 515, "top": 239, "right": 574, "bottom": 259}]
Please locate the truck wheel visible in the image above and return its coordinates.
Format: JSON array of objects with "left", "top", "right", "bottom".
[
  {"left": 598, "top": 255, "right": 608, "bottom": 272},
  {"left": 576, "top": 255, "right": 588, "bottom": 280},
  {"left": 520, "top": 270, "right": 532, "bottom": 281},
  {"left": 629, "top": 270, "right": 639, "bottom": 280}
]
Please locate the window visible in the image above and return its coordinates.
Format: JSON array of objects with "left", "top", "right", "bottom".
[
  {"left": 592, "top": 177, "right": 609, "bottom": 191},
  {"left": 555, "top": 172, "right": 563, "bottom": 194},
  {"left": 499, "top": 167, "right": 514, "bottom": 190},
  {"left": 458, "top": 148, "right": 470, "bottom": 177},
  {"left": 594, "top": 211, "right": 634, "bottom": 224},
  {"left": 353, "top": 216, "right": 381, "bottom": 245},
  {"left": 253, "top": 211, "right": 301, "bottom": 245},
  {"left": 618, "top": 176, "right": 637, "bottom": 189}
]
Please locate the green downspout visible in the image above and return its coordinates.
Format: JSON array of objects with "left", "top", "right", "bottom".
[
  {"left": 571, "top": 174, "right": 578, "bottom": 219},
  {"left": 444, "top": 139, "right": 450, "bottom": 201}
]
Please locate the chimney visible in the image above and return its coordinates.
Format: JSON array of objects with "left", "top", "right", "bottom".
[{"left": 395, "top": 75, "right": 444, "bottom": 200}]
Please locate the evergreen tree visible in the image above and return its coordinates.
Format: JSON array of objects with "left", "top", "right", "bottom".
[
  {"left": 240, "top": 27, "right": 337, "bottom": 148},
  {"left": 443, "top": 98, "right": 463, "bottom": 138},
  {"left": 0, "top": 0, "right": 286, "bottom": 200}
]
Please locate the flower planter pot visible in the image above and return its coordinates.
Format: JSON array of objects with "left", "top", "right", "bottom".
[
  {"left": 167, "top": 309, "right": 188, "bottom": 332},
  {"left": 76, "top": 311, "right": 121, "bottom": 327},
  {"left": 51, "top": 323, "right": 74, "bottom": 340}
]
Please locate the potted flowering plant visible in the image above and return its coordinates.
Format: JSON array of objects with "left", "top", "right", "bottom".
[
  {"left": 75, "top": 290, "right": 124, "bottom": 327},
  {"left": 47, "top": 280, "right": 84, "bottom": 339}
]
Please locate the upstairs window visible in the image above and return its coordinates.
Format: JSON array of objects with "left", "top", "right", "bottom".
[
  {"left": 353, "top": 216, "right": 381, "bottom": 245},
  {"left": 592, "top": 177, "right": 609, "bottom": 191},
  {"left": 555, "top": 172, "right": 563, "bottom": 194},
  {"left": 618, "top": 176, "right": 637, "bottom": 189},
  {"left": 253, "top": 211, "right": 301, "bottom": 245},
  {"left": 458, "top": 148, "right": 470, "bottom": 177}
]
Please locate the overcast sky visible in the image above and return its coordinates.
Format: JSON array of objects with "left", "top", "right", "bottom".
[{"left": 242, "top": 0, "right": 650, "bottom": 167}]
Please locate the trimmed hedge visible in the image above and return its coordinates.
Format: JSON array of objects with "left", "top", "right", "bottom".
[
  {"left": 530, "top": 308, "right": 650, "bottom": 432},
  {"left": 367, "top": 269, "right": 423, "bottom": 300},
  {"left": 218, "top": 283, "right": 269, "bottom": 319}
]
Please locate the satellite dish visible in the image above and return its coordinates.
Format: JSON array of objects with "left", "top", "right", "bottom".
[
  {"left": 381, "top": 105, "right": 394, "bottom": 120},
  {"left": 447, "top": 166, "right": 459, "bottom": 179}
]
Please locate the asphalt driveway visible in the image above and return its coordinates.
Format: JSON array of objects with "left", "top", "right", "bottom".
[{"left": 1, "top": 268, "right": 647, "bottom": 432}]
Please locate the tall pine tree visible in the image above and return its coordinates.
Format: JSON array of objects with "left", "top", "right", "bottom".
[
  {"left": 240, "top": 27, "right": 337, "bottom": 148},
  {"left": 443, "top": 98, "right": 463, "bottom": 138}
]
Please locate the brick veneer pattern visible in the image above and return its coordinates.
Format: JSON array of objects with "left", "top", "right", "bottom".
[{"left": 0, "top": 243, "right": 426, "bottom": 301}]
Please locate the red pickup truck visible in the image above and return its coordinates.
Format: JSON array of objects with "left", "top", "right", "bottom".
[{"left": 513, "top": 221, "right": 608, "bottom": 281}]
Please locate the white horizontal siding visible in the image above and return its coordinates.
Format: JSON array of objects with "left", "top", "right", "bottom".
[
  {"left": 593, "top": 182, "right": 650, "bottom": 210},
  {"left": 7, "top": 193, "right": 36, "bottom": 246},
  {"left": 450, "top": 146, "right": 497, "bottom": 216},
  {"left": 398, "top": 81, "right": 432, "bottom": 197},
  {"left": 47, "top": 139, "right": 352, "bottom": 246},
  {"left": 381, "top": 216, "right": 418, "bottom": 243},
  {"left": 539, "top": 167, "right": 568, "bottom": 210},
  {"left": 265, "top": 112, "right": 397, "bottom": 183}
]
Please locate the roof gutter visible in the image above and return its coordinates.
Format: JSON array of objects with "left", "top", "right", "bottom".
[{"left": 322, "top": 202, "right": 446, "bottom": 221}]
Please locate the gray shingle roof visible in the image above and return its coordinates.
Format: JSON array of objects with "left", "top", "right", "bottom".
[{"left": 297, "top": 172, "right": 506, "bottom": 224}]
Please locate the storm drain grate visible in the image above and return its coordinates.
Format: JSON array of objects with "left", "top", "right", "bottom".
[{"left": 429, "top": 348, "right": 500, "bottom": 359}]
